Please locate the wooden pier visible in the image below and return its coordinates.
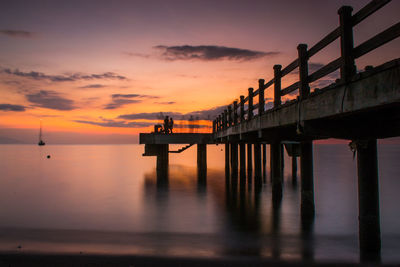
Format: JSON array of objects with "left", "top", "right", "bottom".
[{"left": 140, "top": 0, "right": 400, "bottom": 263}]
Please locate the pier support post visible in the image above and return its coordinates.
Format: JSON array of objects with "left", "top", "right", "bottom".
[
  {"left": 230, "top": 142, "right": 238, "bottom": 179},
  {"left": 247, "top": 143, "right": 253, "bottom": 183},
  {"left": 356, "top": 139, "right": 381, "bottom": 262},
  {"left": 225, "top": 143, "right": 230, "bottom": 179},
  {"left": 156, "top": 144, "right": 169, "bottom": 183},
  {"left": 300, "top": 141, "right": 315, "bottom": 220},
  {"left": 197, "top": 144, "right": 207, "bottom": 183},
  {"left": 292, "top": 156, "right": 298, "bottom": 183},
  {"left": 254, "top": 142, "right": 262, "bottom": 186},
  {"left": 239, "top": 142, "right": 246, "bottom": 182},
  {"left": 271, "top": 142, "right": 283, "bottom": 201},
  {"left": 262, "top": 144, "right": 267, "bottom": 183}
]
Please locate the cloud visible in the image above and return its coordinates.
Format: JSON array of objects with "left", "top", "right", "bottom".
[
  {"left": 74, "top": 119, "right": 153, "bottom": 128},
  {"left": 104, "top": 94, "right": 158, "bottom": 110},
  {"left": 154, "top": 45, "right": 279, "bottom": 61},
  {"left": 0, "top": 30, "right": 35, "bottom": 38},
  {"left": 185, "top": 105, "right": 226, "bottom": 120},
  {"left": 26, "top": 90, "right": 75, "bottom": 110},
  {"left": 118, "top": 105, "right": 226, "bottom": 121},
  {"left": 104, "top": 99, "right": 141, "bottom": 110},
  {"left": 0, "top": 104, "right": 26, "bottom": 111},
  {"left": 155, "top": 101, "right": 176, "bottom": 105},
  {"left": 123, "top": 52, "right": 151, "bottom": 59},
  {"left": 111, "top": 94, "right": 158, "bottom": 99},
  {"left": 79, "top": 84, "right": 106, "bottom": 89},
  {"left": 1, "top": 68, "right": 127, "bottom": 82},
  {"left": 118, "top": 112, "right": 183, "bottom": 120}
]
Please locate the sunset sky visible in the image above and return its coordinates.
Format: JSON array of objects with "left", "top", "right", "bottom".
[{"left": 1, "top": 0, "right": 399, "bottom": 143}]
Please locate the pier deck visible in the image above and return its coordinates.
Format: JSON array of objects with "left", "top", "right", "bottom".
[{"left": 139, "top": 133, "right": 214, "bottom": 145}]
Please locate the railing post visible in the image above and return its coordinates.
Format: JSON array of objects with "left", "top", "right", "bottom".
[
  {"left": 338, "top": 6, "right": 356, "bottom": 82},
  {"left": 240, "top": 95, "right": 245, "bottom": 123},
  {"left": 228, "top": 105, "right": 232, "bottom": 127},
  {"left": 212, "top": 120, "right": 216, "bottom": 133},
  {"left": 298, "top": 44, "right": 310, "bottom": 99},
  {"left": 223, "top": 110, "right": 228, "bottom": 130},
  {"left": 248, "top": 88, "right": 254, "bottom": 120},
  {"left": 233, "top": 101, "right": 238, "bottom": 125},
  {"left": 218, "top": 115, "right": 221, "bottom": 131},
  {"left": 258, "top": 79, "right": 265, "bottom": 115},
  {"left": 273, "top": 65, "right": 282, "bottom": 107}
]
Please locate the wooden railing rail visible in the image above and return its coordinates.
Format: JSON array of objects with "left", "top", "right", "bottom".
[{"left": 213, "top": 0, "right": 397, "bottom": 134}]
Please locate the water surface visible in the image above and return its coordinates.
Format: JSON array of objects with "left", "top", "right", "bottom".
[{"left": 0, "top": 144, "right": 399, "bottom": 263}]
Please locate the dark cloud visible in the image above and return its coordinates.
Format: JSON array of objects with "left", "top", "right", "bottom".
[
  {"left": 118, "top": 105, "right": 226, "bottom": 121},
  {"left": 0, "top": 104, "right": 26, "bottom": 111},
  {"left": 1, "top": 68, "right": 127, "bottom": 82},
  {"left": 80, "top": 84, "right": 106, "bottom": 89},
  {"left": 154, "top": 45, "right": 279, "bottom": 61},
  {"left": 185, "top": 105, "right": 226, "bottom": 120},
  {"left": 104, "top": 99, "right": 141, "bottom": 110},
  {"left": 111, "top": 94, "right": 158, "bottom": 99},
  {"left": 26, "top": 90, "right": 75, "bottom": 110},
  {"left": 118, "top": 112, "right": 183, "bottom": 120},
  {"left": 75, "top": 117, "right": 209, "bottom": 130},
  {"left": 74, "top": 119, "right": 153, "bottom": 128},
  {"left": 155, "top": 101, "right": 176, "bottom": 105},
  {"left": 104, "top": 94, "right": 158, "bottom": 110},
  {"left": 0, "top": 30, "right": 35, "bottom": 38}
]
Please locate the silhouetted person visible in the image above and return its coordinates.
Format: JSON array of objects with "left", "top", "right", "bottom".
[
  {"left": 164, "top": 116, "right": 169, "bottom": 134},
  {"left": 189, "top": 115, "right": 194, "bottom": 133},
  {"left": 169, "top": 118, "right": 174, "bottom": 134},
  {"left": 195, "top": 116, "right": 199, "bottom": 133}
]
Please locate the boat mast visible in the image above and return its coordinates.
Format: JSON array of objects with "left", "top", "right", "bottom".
[{"left": 39, "top": 120, "right": 42, "bottom": 142}]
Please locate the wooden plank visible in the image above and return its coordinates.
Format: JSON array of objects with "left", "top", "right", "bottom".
[
  {"left": 281, "top": 59, "right": 298, "bottom": 77},
  {"left": 308, "top": 57, "right": 342, "bottom": 83},
  {"left": 352, "top": 0, "right": 391, "bottom": 26},
  {"left": 353, "top": 22, "right": 400, "bottom": 59},
  {"left": 308, "top": 28, "right": 340, "bottom": 58},
  {"left": 253, "top": 89, "right": 259, "bottom": 97},
  {"left": 264, "top": 78, "right": 274, "bottom": 90},
  {"left": 281, "top": 81, "right": 299, "bottom": 96}
]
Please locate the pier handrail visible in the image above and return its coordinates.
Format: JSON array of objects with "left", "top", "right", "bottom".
[{"left": 213, "top": 0, "right": 399, "bottom": 134}]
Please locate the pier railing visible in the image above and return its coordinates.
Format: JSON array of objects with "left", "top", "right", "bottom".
[{"left": 212, "top": 0, "right": 400, "bottom": 134}]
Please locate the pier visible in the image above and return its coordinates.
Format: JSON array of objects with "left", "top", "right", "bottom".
[{"left": 140, "top": 0, "right": 400, "bottom": 263}]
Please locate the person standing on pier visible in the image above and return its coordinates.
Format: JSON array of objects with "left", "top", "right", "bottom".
[
  {"left": 164, "top": 116, "right": 169, "bottom": 134},
  {"left": 169, "top": 118, "right": 174, "bottom": 134}
]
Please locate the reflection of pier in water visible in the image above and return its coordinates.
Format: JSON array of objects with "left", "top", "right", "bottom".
[
  {"left": 142, "top": 163, "right": 317, "bottom": 261},
  {"left": 140, "top": 0, "right": 400, "bottom": 263}
]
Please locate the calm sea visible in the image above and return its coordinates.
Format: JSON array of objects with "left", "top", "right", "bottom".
[{"left": 0, "top": 144, "right": 399, "bottom": 263}]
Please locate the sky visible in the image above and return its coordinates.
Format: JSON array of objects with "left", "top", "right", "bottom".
[{"left": 0, "top": 0, "right": 399, "bottom": 144}]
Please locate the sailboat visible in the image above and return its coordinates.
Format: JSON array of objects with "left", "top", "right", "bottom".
[{"left": 38, "top": 120, "right": 45, "bottom": 146}]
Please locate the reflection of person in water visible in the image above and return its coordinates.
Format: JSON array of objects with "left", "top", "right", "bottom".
[
  {"left": 169, "top": 118, "right": 174, "bottom": 134},
  {"left": 164, "top": 116, "right": 169, "bottom": 134}
]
